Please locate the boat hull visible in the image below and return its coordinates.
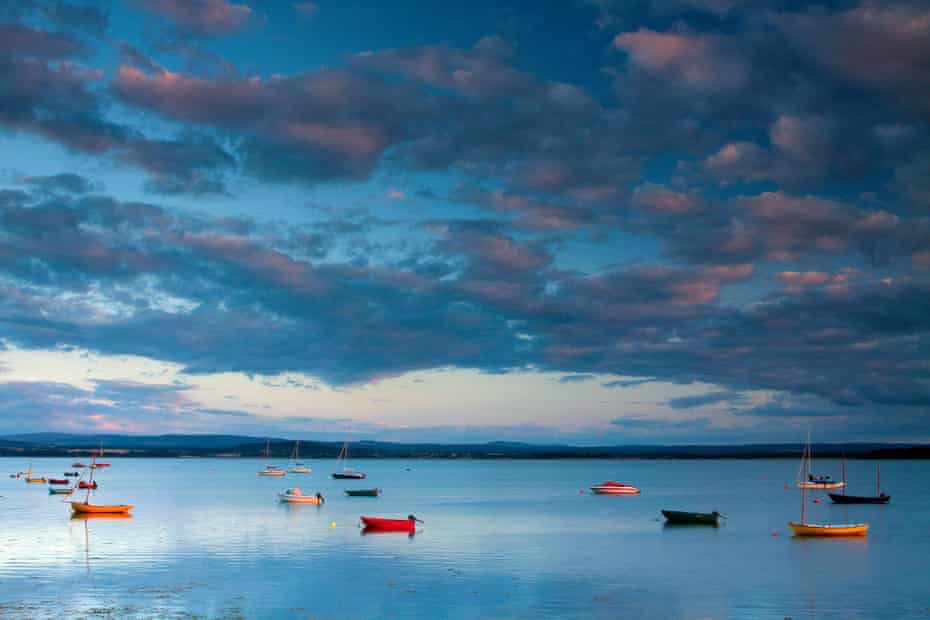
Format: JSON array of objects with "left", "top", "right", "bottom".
[
  {"left": 346, "top": 489, "right": 381, "bottom": 497},
  {"left": 278, "top": 495, "right": 322, "bottom": 504},
  {"left": 661, "top": 510, "right": 719, "bottom": 525},
  {"left": 78, "top": 481, "right": 98, "bottom": 489},
  {"left": 361, "top": 516, "right": 415, "bottom": 532},
  {"left": 71, "top": 502, "right": 133, "bottom": 514},
  {"left": 828, "top": 493, "right": 890, "bottom": 504},
  {"left": 49, "top": 488, "right": 73, "bottom": 495},
  {"left": 797, "top": 481, "right": 846, "bottom": 490},
  {"left": 788, "top": 522, "right": 869, "bottom": 536},
  {"left": 289, "top": 467, "right": 312, "bottom": 474},
  {"left": 333, "top": 472, "right": 366, "bottom": 479},
  {"left": 25, "top": 477, "right": 47, "bottom": 484},
  {"left": 590, "top": 485, "right": 640, "bottom": 495},
  {"left": 258, "top": 470, "right": 286, "bottom": 476}
]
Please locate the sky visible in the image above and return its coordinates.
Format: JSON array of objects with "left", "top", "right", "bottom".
[{"left": 0, "top": 0, "right": 928, "bottom": 444}]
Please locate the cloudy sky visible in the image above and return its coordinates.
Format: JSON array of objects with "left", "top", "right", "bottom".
[{"left": 0, "top": 0, "right": 928, "bottom": 444}]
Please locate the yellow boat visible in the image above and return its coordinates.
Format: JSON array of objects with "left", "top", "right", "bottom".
[
  {"left": 70, "top": 501, "right": 133, "bottom": 514},
  {"left": 25, "top": 476, "right": 47, "bottom": 483},
  {"left": 789, "top": 430, "right": 868, "bottom": 537},
  {"left": 788, "top": 522, "right": 869, "bottom": 537}
]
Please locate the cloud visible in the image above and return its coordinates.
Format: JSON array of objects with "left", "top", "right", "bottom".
[
  {"left": 21, "top": 173, "right": 97, "bottom": 195},
  {"left": 137, "top": 0, "right": 253, "bottom": 36},
  {"left": 666, "top": 390, "right": 747, "bottom": 409}
]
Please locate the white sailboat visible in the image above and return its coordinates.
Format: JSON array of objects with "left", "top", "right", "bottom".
[
  {"left": 795, "top": 433, "right": 846, "bottom": 490},
  {"left": 258, "top": 440, "right": 286, "bottom": 477},
  {"left": 332, "top": 441, "right": 366, "bottom": 479},
  {"left": 288, "top": 440, "right": 311, "bottom": 474}
]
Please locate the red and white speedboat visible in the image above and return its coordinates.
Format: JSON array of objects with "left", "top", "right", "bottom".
[{"left": 590, "top": 481, "right": 641, "bottom": 495}]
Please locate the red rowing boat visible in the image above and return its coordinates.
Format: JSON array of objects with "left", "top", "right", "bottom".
[
  {"left": 360, "top": 515, "right": 422, "bottom": 533},
  {"left": 72, "top": 463, "right": 86, "bottom": 468},
  {"left": 78, "top": 481, "right": 98, "bottom": 489},
  {"left": 48, "top": 478, "right": 69, "bottom": 485}
]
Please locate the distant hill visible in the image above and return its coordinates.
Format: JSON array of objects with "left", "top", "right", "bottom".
[{"left": 0, "top": 433, "right": 927, "bottom": 459}]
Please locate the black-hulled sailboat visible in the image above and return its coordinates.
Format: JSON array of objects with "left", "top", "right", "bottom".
[{"left": 829, "top": 462, "right": 890, "bottom": 504}]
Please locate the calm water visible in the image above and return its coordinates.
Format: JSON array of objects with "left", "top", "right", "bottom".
[{"left": 1, "top": 458, "right": 928, "bottom": 619}]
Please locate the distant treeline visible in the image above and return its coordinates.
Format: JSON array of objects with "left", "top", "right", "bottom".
[{"left": 1, "top": 433, "right": 928, "bottom": 459}]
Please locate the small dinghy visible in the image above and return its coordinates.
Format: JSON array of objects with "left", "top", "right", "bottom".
[
  {"left": 278, "top": 488, "right": 324, "bottom": 504},
  {"left": 78, "top": 481, "right": 98, "bottom": 489},
  {"left": 72, "top": 463, "right": 86, "bottom": 468},
  {"left": 590, "top": 481, "right": 641, "bottom": 495},
  {"left": 361, "top": 515, "right": 422, "bottom": 533},
  {"left": 64, "top": 472, "right": 80, "bottom": 477},
  {"left": 661, "top": 510, "right": 723, "bottom": 525},
  {"left": 25, "top": 476, "right": 47, "bottom": 484},
  {"left": 49, "top": 487, "right": 74, "bottom": 495},
  {"left": 346, "top": 488, "right": 381, "bottom": 497},
  {"left": 48, "top": 478, "right": 69, "bottom": 485}
]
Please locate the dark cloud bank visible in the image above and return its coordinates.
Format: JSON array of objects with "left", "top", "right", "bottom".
[{"left": 0, "top": 0, "right": 929, "bottom": 434}]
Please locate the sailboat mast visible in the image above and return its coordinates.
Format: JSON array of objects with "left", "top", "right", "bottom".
[
  {"left": 85, "top": 451, "right": 97, "bottom": 504},
  {"left": 800, "top": 431, "right": 810, "bottom": 525},
  {"left": 877, "top": 463, "right": 881, "bottom": 495},
  {"left": 842, "top": 453, "right": 846, "bottom": 495}
]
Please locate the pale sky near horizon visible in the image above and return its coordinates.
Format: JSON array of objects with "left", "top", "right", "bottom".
[{"left": 0, "top": 0, "right": 928, "bottom": 443}]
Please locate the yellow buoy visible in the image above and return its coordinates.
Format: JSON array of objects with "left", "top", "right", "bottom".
[{"left": 331, "top": 521, "right": 337, "bottom": 528}]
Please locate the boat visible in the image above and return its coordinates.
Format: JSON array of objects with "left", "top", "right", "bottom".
[
  {"left": 277, "top": 488, "right": 324, "bottom": 504},
  {"left": 49, "top": 487, "right": 74, "bottom": 495},
  {"left": 258, "top": 440, "right": 286, "bottom": 476},
  {"left": 72, "top": 462, "right": 86, "bottom": 468},
  {"left": 789, "top": 430, "right": 867, "bottom": 537},
  {"left": 78, "top": 481, "right": 98, "bottom": 489},
  {"left": 829, "top": 462, "right": 890, "bottom": 504},
  {"left": 71, "top": 501, "right": 133, "bottom": 514},
  {"left": 48, "top": 478, "right": 69, "bottom": 485},
  {"left": 661, "top": 510, "right": 723, "bottom": 525},
  {"left": 345, "top": 488, "right": 381, "bottom": 497},
  {"left": 25, "top": 476, "right": 47, "bottom": 484},
  {"left": 70, "top": 452, "right": 133, "bottom": 515},
  {"left": 332, "top": 442, "right": 366, "bottom": 479},
  {"left": 288, "top": 440, "right": 312, "bottom": 474},
  {"left": 64, "top": 472, "right": 80, "bottom": 477},
  {"left": 590, "top": 481, "right": 641, "bottom": 495},
  {"left": 360, "top": 515, "right": 422, "bottom": 533},
  {"left": 795, "top": 439, "right": 845, "bottom": 489}
]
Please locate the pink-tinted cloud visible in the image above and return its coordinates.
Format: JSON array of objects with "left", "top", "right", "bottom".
[
  {"left": 613, "top": 28, "right": 747, "bottom": 92},
  {"left": 139, "top": 0, "right": 253, "bottom": 35}
]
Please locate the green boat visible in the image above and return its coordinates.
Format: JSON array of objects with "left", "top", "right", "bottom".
[
  {"left": 661, "top": 510, "right": 723, "bottom": 525},
  {"left": 345, "top": 488, "right": 381, "bottom": 497}
]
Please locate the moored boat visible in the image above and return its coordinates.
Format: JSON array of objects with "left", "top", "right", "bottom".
[
  {"left": 71, "top": 501, "right": 133, "bottom": 514},
  {"left": 72, "top": 462, "right": 86, "bottom": 468},
  {"left": 25, "top": 476, "right": 47, "bottom": 483},
  {"left": 788, "top": 522, "right": 869, "bottom": 536},
  {"left": 49, "top": 487, "right": 74, "bottom": 495},
  {"left": 288, "top": 440, "right": 312, "bottom": 473},
  {"left": 64, "top": 472, "right": 80, "bottom": 477},
  {"left": 278, "top": 488, "right": 324, "bottom": 504},
  {"left": 661, "top": 510, "right": 723, "bottom": 525},
  {"left": 346, "top": 488, "right": 381, "bottom": 497},
  {"left": 78, "top": 480, "right": 98, "bottom": 489},
  {"left": 789, "top": 430, "right": 868, "bottom": 537},
  {"left": 361, "top": 515, "right": 422, "bottom": 533},
  {"left": 590, "top": 481, "right": 640, "bottom": 495},
  {"left": 70, "top": 452, "right": 133, "bottom": 515},
  {"left": 829, "top": 463, "right": 889, "bottom": 504},
  {"left": 48, "top": 478, "right": 69, "bottom": 485},
  {"left": 333, "top": 441, "right": 366, "bottom": 479},
  {"left": 258, "top": 440, "right": 286, "bottom": 476}
]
